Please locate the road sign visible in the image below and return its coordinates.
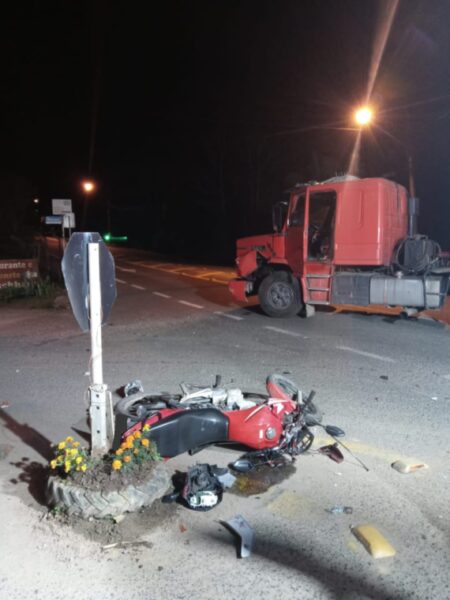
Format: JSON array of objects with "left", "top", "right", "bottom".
[
  {"left": 61, "top": 232, "right": 116, "bottom": 332},
  {"left": 52, "top": 199, "right": 72, "bottom": 215},
  {"left": 45, "top": 215, "right": 63, "bottom": 225}
]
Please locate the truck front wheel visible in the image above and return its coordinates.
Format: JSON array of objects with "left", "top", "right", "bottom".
[{"left": 259, "top": 272, "right": 302, "bottom": 318}]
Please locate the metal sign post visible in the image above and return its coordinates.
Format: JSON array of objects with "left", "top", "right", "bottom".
[
  {"left": 62, "top": 232, "right": 117, "bottom": 457},
  {"left": 88, "top": 243, "right": 114, "bottom": 456}
]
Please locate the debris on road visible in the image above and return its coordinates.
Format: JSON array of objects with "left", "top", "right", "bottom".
[
  {"left": 124, "top": 379, "right": 144, "bottom": 397},
  {"left": 163, "top": 464, "right": 229, "bottom": 511},
  {"left": 0, "top": 401, "right": 10, "bottom": 409},
  {"left": 351, "top": 524, "right": 396, "bottom": 559},
  {"left": 221, "top": 515, "right": 254, "bottom": 558},
  {"left": 319, "top": 443, "right": 344, "bottom": 463},
  {"left": 391, "top": 459, "right": 429, "bottom": 474},
  {"left": 327, "top": 506, "right": 353, "bottom": 515}
]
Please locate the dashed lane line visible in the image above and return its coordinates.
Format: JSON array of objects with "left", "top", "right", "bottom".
[
  {"left": 214, "top": 311, "right": 244, "bottom": 321},
  {"left": 336, "top": 345, "right": 396, "bottom": 363},
  {"left": 153, "top": 291, "right": 171, "bottom": 299},
  {"left": 116, "top": 267, "right": 136, "bottom": 273},
  {"left": 178, "top": 300, "right": 204, "bottom": 309},
  {"left": 115, "top": 278, "right": 127, "bottom": 284},
  {"left": 130, "top": 284, "right": 146, "bottom": 290},
  {"left": 265, "top": 326, "right": 309, "bottom": 339}
]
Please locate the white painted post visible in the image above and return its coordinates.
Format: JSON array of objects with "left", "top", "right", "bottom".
[{"left": 88, "top": 243, "right": 114, "bottom": 456}]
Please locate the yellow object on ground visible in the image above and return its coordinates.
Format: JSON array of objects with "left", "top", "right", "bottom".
[{"left": 351, "top": 524, "right": 396, "bottom": 559}]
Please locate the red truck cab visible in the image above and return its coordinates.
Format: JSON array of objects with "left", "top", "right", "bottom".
[{"left": 230, "top": 176, "right": 448, "bottom": 317}]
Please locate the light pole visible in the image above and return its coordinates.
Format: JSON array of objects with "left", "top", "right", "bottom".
[{"left": 81, "top": 180, "right": 95, "bottom": 230}]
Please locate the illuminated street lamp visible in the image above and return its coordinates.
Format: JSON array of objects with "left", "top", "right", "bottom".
[
  {"left": 354, "top": 106, "right": 374, "bottom": 128},
  {"left": 82, "top": 180, "right": 95, "bottom": 193},
  {"left": 81, "top": 179, "right": 96, "bottom": 230}
]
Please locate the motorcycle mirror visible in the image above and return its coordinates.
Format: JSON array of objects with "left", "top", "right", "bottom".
[
  {"left": 325, "top": 425, "right": 345, "bottom": 437},
  {"left": 229, "top": 458, "right": 254, "bottom": 473}
]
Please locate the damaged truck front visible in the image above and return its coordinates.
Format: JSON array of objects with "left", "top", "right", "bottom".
[{"left": 229, "top": 176, "right": 450, "bottom": 318}]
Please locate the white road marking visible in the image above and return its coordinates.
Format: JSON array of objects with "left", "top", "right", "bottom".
[
  {"left": 214, "top": 311, "right": 244, "bottom": 321},
  {"left": 130, "top": 284, "right": 146, "bottom": 290},
  {"left": 179, "top": 300, "right": 204, "bottom": 309},
  {"left": 115, "top": 278, "right": 127, "bottom": 284},
  {"left": 153, "top": 292, "right": 171, "bottom": 299},
  {"left": 116, "top": 267, "right": 136, "bottom": 273},
  {"left": 336, "top": 345, "right": 396, "bottom": 363},
  {"left": 265, "top": 326, "right": 308, "bottom": 339}
]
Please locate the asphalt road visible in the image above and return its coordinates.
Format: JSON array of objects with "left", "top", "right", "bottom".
[{"left": 0, "top": 247, "right": 449, "bottom": 599}]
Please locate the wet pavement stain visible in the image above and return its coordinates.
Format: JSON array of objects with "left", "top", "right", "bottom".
[{"left": 230, "top": 462, "right": 296, "bottom": 496}]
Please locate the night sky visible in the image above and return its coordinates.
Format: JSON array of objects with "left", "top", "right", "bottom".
[{"left": 1, "top": 1, "right": 449, "bottom": 261}]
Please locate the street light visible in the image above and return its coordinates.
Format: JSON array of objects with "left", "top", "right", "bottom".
[
  {"left": 81, "top": 180, "right": 96, "bottom": 230},
  {"left": 354, "top": 106, "right": 374, "bottom": 128}
]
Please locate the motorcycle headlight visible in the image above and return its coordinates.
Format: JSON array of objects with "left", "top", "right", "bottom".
[{"left": 265, "top": 427, "right": 277, "bottom": 440}]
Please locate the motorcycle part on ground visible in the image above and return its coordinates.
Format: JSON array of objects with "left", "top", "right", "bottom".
[
  {"left": 123, "top": 379, "right": 144, "bottom": 397},
  {"left": 182, "top": 464, "right": 225, "bottom": 511},
  {"left": 221, "top": 515, "right": 254, "bottom": 558},
  {"left": 318, "top": 443, "right": 344, "bottom": 463},
  {"left": 324, "top": 425, "right": 345, "bottom": 437}
]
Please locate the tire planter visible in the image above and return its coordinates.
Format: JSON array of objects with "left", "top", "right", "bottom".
[{"left": 46, "top": 462, "right": 170, "bottom": 519}]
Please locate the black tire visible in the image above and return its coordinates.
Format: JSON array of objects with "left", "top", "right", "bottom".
[
  {"left": 46, "top": 462, "right": 170, "bottom": 519},
  {"left": 259, "top": 271, "right": 302, "bottom": 318}
]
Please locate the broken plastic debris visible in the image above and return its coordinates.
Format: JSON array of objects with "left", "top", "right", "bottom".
[
  {"left": 216, "top": 471, "right": 236, "bottom": 489},
  {"left": 318, "top": 443, "right": 344, "bottom": 463},
  {"left": 124, "top": 380, "right": 144, "bottom": 397},
  {"left": 351, "top": 524, "right": 396, "bottom": 558},
  {"left": 391, "top": 460, "right": 428, "bottom": 474},
  {"left": 327, "top": 505, "right": 353, "bottom": 515},
  {"left": 221, "top": 515, "right": 254, "bottom": 558},
  {"left": 0, "top": 401, "right": 10, "bottom": 409}
]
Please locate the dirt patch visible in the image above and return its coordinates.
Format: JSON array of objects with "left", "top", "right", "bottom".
[
  {"left": 69, "top": 459, "right": 162, "bottom": 493},
  {"left": 51, "top": 497, "right": 179, "bottom": 546}
]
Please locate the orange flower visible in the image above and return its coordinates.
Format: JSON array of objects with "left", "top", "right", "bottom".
[
  {"left": 115, "top": 448, "right": 124, "bottom": 456},
  {"left": 141, "top": 438, "right": 150, "bottom": 447},
  {"left": 133, "top": 431, "right": 142, "bottom": 439},
  {"left": 125, "top": 435, "right": 134, "bottom": 444},
  {"left": 112, "top": 459, "right": 122, "bottom": 471},
  {"left": 123, "top": 455, "right": 132, "bottom": 463}
]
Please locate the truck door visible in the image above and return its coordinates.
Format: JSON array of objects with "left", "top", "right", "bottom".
[
  {"left": 304, "top": 190, "right": 337, "bottom": 304},
  {"left": 285, "top": 193, "right": 305, "bottom": 274}
]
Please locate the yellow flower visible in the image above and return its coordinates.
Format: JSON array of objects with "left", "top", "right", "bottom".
[
  {"left": 75, "top": 456, "right": 83, "bottom": 464},
  {"left": 141, "top": 438, "right": 150, "bottom": 447},
  {"left": 73, "top": 441, "right": 80, "bottom": 448},
  {"left": 70, "top": 448, "right": 78, "bottom": 457},
  {"left": 115, "top": 448, "right": 124, "bottom": 456},
  {"left": 125, "top": 441, "right": 133, "bottom": 450},
  {"left": 142, "top": 424, "right": 150, "bottom": 432},
  {"left": 58, "top": 441, "right": 66, "bottom": 450},
  {"left": 64, "top": 460, "right": 71, "bottom": 470},
  {"left": 134, "top": 449, "right": 139, "bottom": 455},
  {"left": 66, "top": 436, "right": 74, "bottom": 443},
  {"left": 56, "top": 455, "right": 64, "bottom": 462},
  {"left": 81, "top": 464, "right": 87, "bottom": 472},
  {"left": 133, "top": 431, "right": 142, "bottom": 439},
  {"left": 112, "top": 459, "right": 122, "bottom": 471},
  {"left": 123, "top": 455, "right": 132, "bottom": 463},
  {"left": 125, "top": 435, "right": 134, "bottom": 444},
  {"left": 50, "top": 459, "right": 57, "bottom": 469}
]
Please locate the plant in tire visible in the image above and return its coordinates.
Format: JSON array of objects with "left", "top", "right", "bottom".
[
  {"left": 49, "top": 436, "right": 91, "bottom": 476},
  {"left": 112, "top": 424, "right": 161, "bottom": 472}
]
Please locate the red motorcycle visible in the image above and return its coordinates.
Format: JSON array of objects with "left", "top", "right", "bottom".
[{"left": 114, "top": 374, "right": 329, "bottom": 466}]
